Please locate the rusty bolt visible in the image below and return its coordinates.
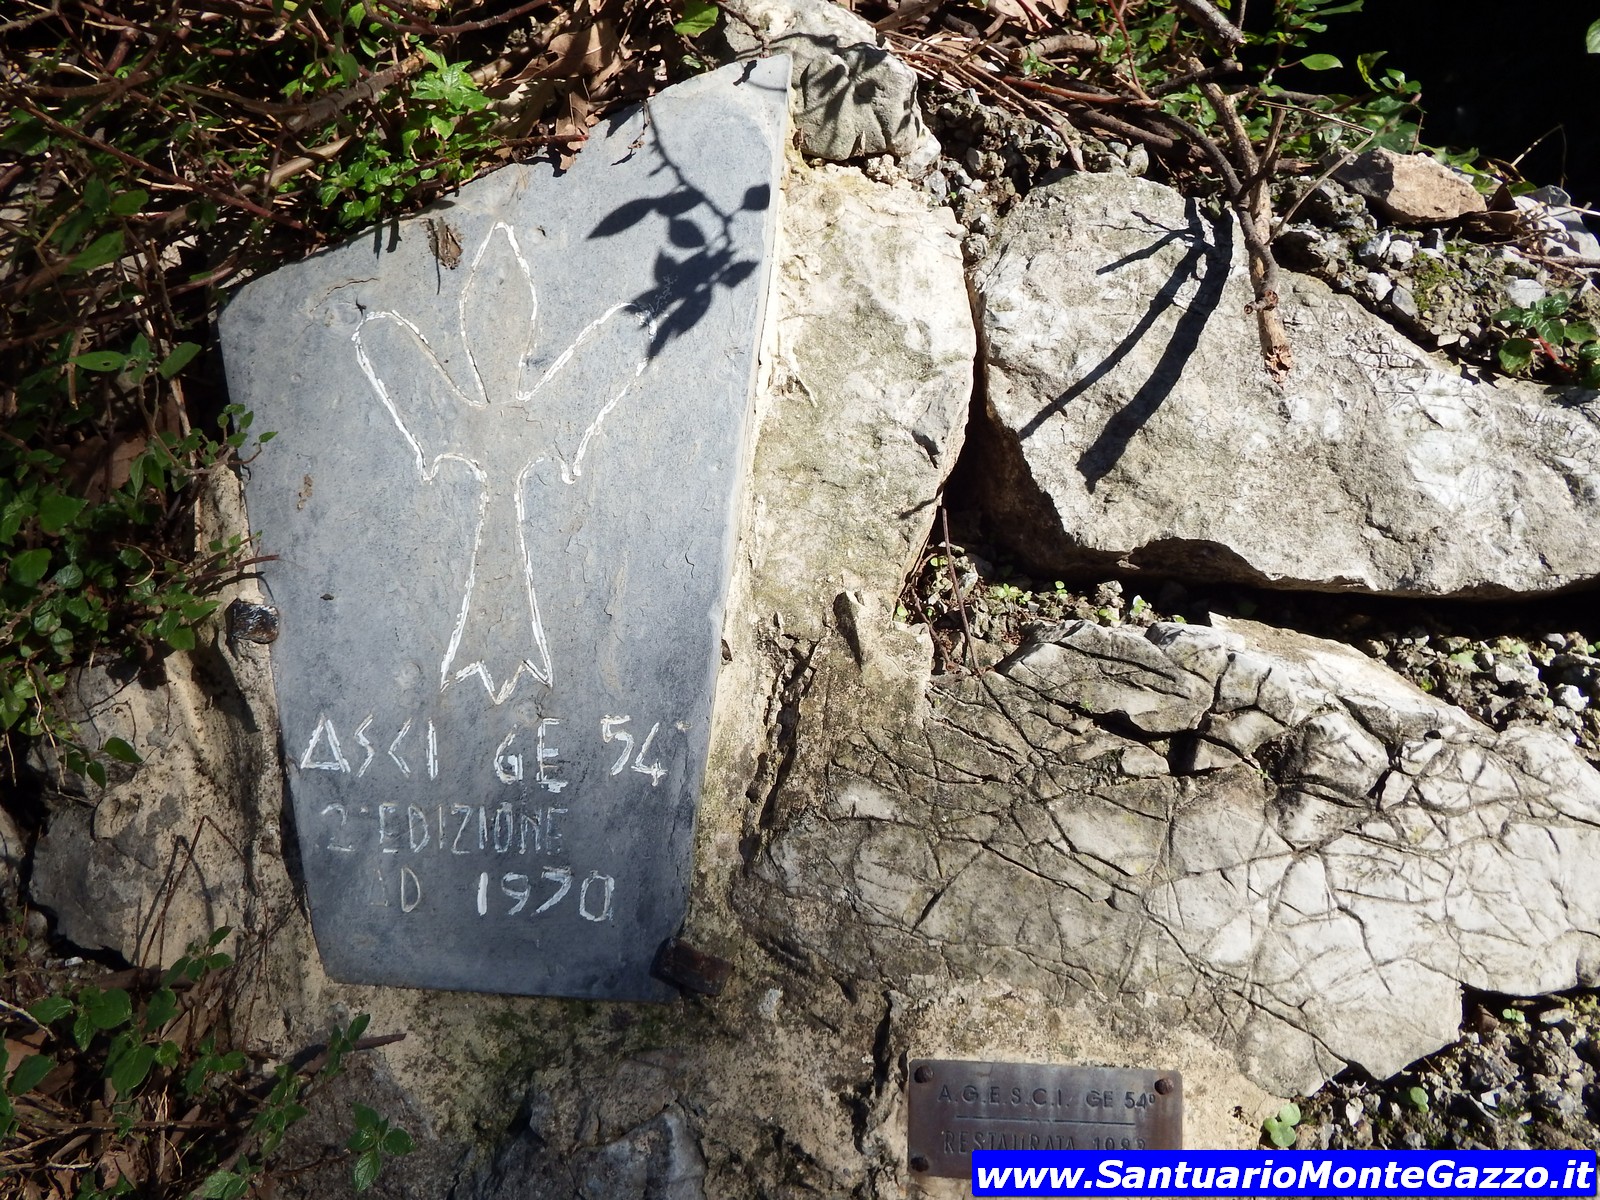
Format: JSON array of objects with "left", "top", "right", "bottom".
[
  {"left": 1155, "top": 1077, "right": 1174, "bottom": 1095},
  {"left": 913, "top": 1065, "right": 933, "bottom": 1084},
  {"left": 910, "top": 1155, "right": 931, "bottom": 1173},
  {"left": 226, "top": 599, "right": 280, "bottom": 645}
]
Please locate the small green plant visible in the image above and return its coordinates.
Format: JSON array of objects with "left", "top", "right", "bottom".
[
  {"left": 2, "top": 926, "right": 408, "bottom": 1196},
  {"left": 315, "top": 45, "right": 495, "bottom": 228},
  {"left": 672, "top": 0, "right": 719, "bottom": 36},
  {"left": 1500, "top": 1006, "right": 1527, "bottom": 1025},
  {"left": 1262, "top": 1101, "right": 1302, "bottom": 1148},
  {"left": 1406, "top": 1085, "right": 1429, "bottom": 1111},
  {"left": 1492, "top": 292, "right": 1600, "bottom": 387},
  {"left": 1018, "top": 49, "right": 1054, "bottom": 78},
  {"left": 348, "top": 1102, "right": 418, "bottom": 1191}
]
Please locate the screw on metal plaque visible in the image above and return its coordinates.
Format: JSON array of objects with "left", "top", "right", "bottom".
[{"left": 906, "top": 1059, "right": 1183, "bottom": 1180}]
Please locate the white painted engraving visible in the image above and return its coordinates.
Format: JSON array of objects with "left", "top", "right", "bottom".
[
  {"left": 354, "top": 714, "right": 376, "bottom": 777},
  {"left": 536, "top": 866, "right": 572, "bottom": 914},
  {"left": 536, "top": 717, "right": 566, "bottom": 793},
  {"left": 579, "top": 872, "right": 615, "bottom": 922},
  {"left": 601, "top": 714, "right": 634, "bottom": 776},
  {"left": 450, "top": 804, "right": 473, "bottom": 854},
  {"left": 408, "top": 805, "right": 430, "bottom": 852},
  {"left": 494, "top": 730, "right": 523, "bottom": 783},
  {"left": 322, "top": 803, "right": 354, "bottom": 852},
  {"left": 502, "top": 872, "right": 531, "bottom": 914},
  {"left": 388, "top": 718, "right": 413, "bottom": 775},
  {"left": 631, "top": 721, "right": 666, "bottom": 786},
  {"left": 427, "top": 720, "right": 439, "bottom": 780},
  {"left": 400, "top": 867, "right": 422, "bottom": 913},
  {"left": 351, "top": 221, "right": 658, "bottom": 706},
  {"left": 300, "top": 714, "right": 350, "bottom": 772},
  {"left": 378, "top": 803, "right": 399, "bottom": 853}
]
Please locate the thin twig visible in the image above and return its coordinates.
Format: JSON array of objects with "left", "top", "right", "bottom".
[
  {"left": 1275, "top": 137, "right": 1376, "bottom": 233},
  {"left": 940, "top": 507, "right": 976, "bottom": 674},
  {"left": 1002, "top": 74, "right": 1152, "bottom": 107},
  {"left": 14, "top": 99, "right": 304, "bottom": 230}
]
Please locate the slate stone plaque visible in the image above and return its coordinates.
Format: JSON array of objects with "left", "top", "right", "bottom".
[
  {"left": 906, "top": 1060, "right": 1183, "bottom": 1179},
  {"left": 221, "top": 58, "right": 790, "bottom": 1000}
]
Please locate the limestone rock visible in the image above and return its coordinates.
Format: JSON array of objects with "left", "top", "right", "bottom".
[
  {"left": 746, "top": 160, "right": 973, "bottom": 635},
  {"left": 722, "top": 0, "right": 938, "bottom": 168},
  {"left": 743, "top": 615, "right": 1600, "bottom": 1096},
  {"left": 1335, "top": 148, "right": 1488, "bottom": 224},
  {"left": 975, "top": 171, "right": 1600, "bottom": 598},
  {"left": 28, "top": 469, "right": 285, "bottom": 966}
]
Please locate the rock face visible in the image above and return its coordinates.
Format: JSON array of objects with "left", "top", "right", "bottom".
[
  {"left": 29, "top": 470, "right": 283, "bottom": 965},
  {"left": 976, "top": 171, "right": 1600, "bottom": 599},
  {"left": 722, "top": 0, "right": 938, "bottom": 168},
  {"left": 743, "top": 614, "right": 1600, "bottom": 1096},
  {"left": 748, "top": 161, "right": 974, "bottom": 608},
  {"left": 30, "top": 119, "right": 1600, "bottom": 1198},
  {"left": 1335, "top": 148, "right": 1488, "bottom": 225}
]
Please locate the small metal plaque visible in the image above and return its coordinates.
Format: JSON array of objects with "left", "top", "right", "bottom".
[{"left": 906, "top": 1060, "right": 1182, "bottom": 1179}]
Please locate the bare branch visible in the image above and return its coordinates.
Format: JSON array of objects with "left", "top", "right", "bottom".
[{"left": 1173, "top": 0, "right": 1245, "bottom": 50}]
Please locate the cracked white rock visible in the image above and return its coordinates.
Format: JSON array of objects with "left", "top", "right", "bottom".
[
  {"left": 721, "top": 0, "right": 940, "bottom": 169},
  {"left": 748, "top": 615, "right": 1600, "bottom": 1095},
  {"left": 973, "top": 171, "right": 1600, "bottom": 599}
]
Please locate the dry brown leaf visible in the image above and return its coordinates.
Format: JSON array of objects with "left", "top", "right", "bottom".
[
  {"left": 546, "top": 20, "right": 619, "bottom": 79},
  {"left": 987, "top": 0, "right": 1047, "bottom": 32},
  {"left": 5, "top": 1030, "right": 48, "bottom": 1065}
]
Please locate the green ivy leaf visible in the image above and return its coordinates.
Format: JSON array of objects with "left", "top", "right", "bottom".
[
  {"left": 352, "top": 1148, "right": 382, "bottom": 1191},
  {"left": 102, "top": 736, "right": 141, "bottom": 765},
  {"left": 196, "top": 1169, "right": 252, "bottom": 1200},
  {"left": 8, "top": 1053, "right": 55, "bottom": 1096},
  {"left": 157, "top": 342, "right": 202, "bottom": 379},
  {"left": 1532, "top": 316, "right": 1566, "bottom": 343},
  {"left": 1265, "top": 1117, "right": 1297, "bottom": 1148},
  {"left": 1589, "top": 18, "right": 1600, "bottom": 53},
  {"left": 109, "top": 1042, "right": 156, "bottom": 1096},
  {"left": 108, "top": 189, "right": 149, "bottom": 216},
  {"left": 164, "top": 623, "right": 197, "bottom": 652},
  {"left": 381, "top": 1126, "right": 415, "bottom": 1156},
  {"left": 1498, "top": 338, "right": 1536, "bottom": 374},
  {"left": 27, "top": 996, "right": 73, "bottom": 1025},
  {"left": 672, "top": 0, "right": 719, "bottom": 36},
  {"left": 12, "top": 548, "right": 51, "bottom": 587},
  {"left": 65, "top": 230, "right": 125, "bottom": 274},
  {"left": 1299, "top": 53, "right": 1341, "bottom": 70},
  {"left": 87, "top": 986, "right": 133, "bottom": 1031},
  {"left": 37, "top": 493, "right": 86, "bottom": 535},
  {"left": 71, "top": 350, "right": 127, "bottom": 373}
]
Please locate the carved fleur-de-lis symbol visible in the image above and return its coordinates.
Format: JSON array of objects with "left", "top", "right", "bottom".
[{"left": 351, "top": 220, "right": 657, "bottom": 704}]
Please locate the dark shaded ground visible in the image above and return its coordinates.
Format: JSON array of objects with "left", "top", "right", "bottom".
[{"left": 1283, "top": 0, "right": 1600, "bottom": 208}]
